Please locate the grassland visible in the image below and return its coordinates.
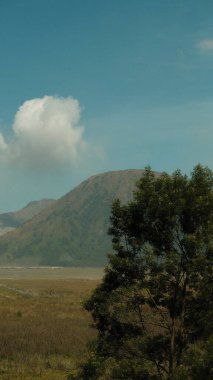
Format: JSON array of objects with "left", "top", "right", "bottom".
[{"left": 0, "top": 267, "right": 102, "bottom": 379}]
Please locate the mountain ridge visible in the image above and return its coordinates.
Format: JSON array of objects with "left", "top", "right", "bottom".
[
  {"left": 0, "top": 199, "right": 56, "bottom": 236},
  {"left": 0, "top": 169, "right": 154, "bottom": 266}
]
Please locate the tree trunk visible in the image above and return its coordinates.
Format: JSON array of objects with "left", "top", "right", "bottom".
[{"left": 168, "top": 317, "right": 176, "bottom": 379}]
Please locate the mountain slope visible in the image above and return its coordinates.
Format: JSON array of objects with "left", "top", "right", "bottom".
[
  {"left": 0, "top": 170, "right": 148, "bottom": 266},
  {"left": 0, "top": 199, "right": 56, "bottom": 236}
]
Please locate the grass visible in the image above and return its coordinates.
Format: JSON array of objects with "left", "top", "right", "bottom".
[{"left": 0, "top": 269, "right": 101, "bottom": 379}]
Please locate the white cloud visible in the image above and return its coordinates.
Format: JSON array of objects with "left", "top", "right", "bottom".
[
  {"left": 0, "top": 133, "right": 7, "bottom": 151},
  {"left": 197, "top": 39, "right": 213, "bottom": 52},
  {"left": 0, "top": 96, "right": 94, "bottom": 169}
]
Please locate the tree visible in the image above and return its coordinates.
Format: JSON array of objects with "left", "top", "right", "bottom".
[{"left": 70, "top": 165, "right": 213, "bottom": 380}]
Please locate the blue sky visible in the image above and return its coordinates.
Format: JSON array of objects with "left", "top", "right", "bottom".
[{"left": 0, "top": 0, "right": 213, "bottom": 211}]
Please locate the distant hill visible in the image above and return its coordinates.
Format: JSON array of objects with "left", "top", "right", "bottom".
[
  {"left": 0, "top": 199, "right": 56, "bottom": 236},
  {"left": 0, "top": 170, "right": 150, "bottom": 266}
]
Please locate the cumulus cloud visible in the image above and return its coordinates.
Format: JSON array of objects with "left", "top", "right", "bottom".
[
  {"left": 0, "top": 96, "right": 92, "bottom": 169},
  {"left": 0, "top": 133, "right": 7, "bottom": 152},
  {"left": 197, "top": 39, "right": 213, "bottom": 52}
]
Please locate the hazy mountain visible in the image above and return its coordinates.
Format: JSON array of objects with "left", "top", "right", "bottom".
[
  {"left": 0, "top": 170, "right": 149, "bottom": 266},
  {"left": 0, "top": 199, "right": 56, "bottom": 236}
]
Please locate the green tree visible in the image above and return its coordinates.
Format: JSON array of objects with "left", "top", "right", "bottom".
[{"left": 71, "top": 165, "right": 213, "bottom": 380}]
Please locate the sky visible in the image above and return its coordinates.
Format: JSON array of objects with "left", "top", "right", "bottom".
[{"left": 0, "top": 0, "right": 213, "bottom": 212}]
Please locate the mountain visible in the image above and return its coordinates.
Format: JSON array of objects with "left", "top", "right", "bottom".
[
  {"left": 0, "top": 170, "right": 148, "bottom": 266},
  {"left": 0, "top": 199, "right": 56, "bottom": 236}
]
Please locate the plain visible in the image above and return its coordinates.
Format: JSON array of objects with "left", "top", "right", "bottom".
[{"left": 0, "top": 267, "right": 102, "bottom": 380}]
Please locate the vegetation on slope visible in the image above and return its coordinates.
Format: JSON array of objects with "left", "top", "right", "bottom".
[
  {"left": 0, "top": 199, "right": 55, "bottom": 236},
  {"left": 0, "top": 170, "right": 147, "bottom": 266}
]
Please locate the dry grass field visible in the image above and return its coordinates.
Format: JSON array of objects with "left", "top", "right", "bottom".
[{"left": 0, "top": 267, "right": 103, "bottom": 380}]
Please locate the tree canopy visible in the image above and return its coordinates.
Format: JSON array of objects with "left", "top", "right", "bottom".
[{"left": 69, "top": 165, "right": 213, "bottom": 380}]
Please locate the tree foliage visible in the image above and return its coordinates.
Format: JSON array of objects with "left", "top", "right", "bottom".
[{"left": 70, "top": 165, "right": 213, "bottom": 380}]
